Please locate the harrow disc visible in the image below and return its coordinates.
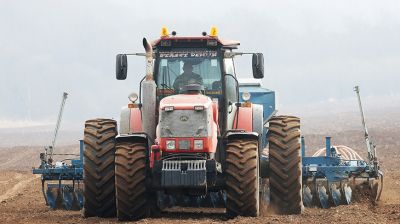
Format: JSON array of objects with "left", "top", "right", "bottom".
[
  {"left": 302, "top": 185, "right": 313, "bottom": 207},
  {"left": 317, "top": 184, "right": 329, "bottom": 208},
  {"left": 329, "top": 183, "right": 342, "bottom": 206},
  {"left": 45, "top": 187, "right": 62, "bottom": 209},
  {"left": 341, "top": 183, "right": 352, "bottom": 205},
  {"left": 74, "top": 188, "right": 84, "bottom": 209},
  {"left": 61, "top": 185, "right": 75, "bottom": 210}
]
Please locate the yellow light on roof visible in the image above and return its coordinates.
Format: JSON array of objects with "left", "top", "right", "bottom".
[
  {"left": 161, "top": 26, "right": 169, "bottom": 37},
  {"left": 210, "top": 26, "right": 218, "bottom": 37}
]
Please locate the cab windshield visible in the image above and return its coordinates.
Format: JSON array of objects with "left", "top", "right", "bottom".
[{"left": 156, "top": 49, "right": 222, "bottom": 96}]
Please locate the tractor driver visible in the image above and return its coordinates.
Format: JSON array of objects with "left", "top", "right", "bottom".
[{"left": 173, "top": 62, "right": 203, "bottom": 91}]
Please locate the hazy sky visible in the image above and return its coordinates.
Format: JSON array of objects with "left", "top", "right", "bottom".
[{"left": 1, "top": 0, "right": 399, "bottom": 127}]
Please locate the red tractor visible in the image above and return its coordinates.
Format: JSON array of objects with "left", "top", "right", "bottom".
[{"left": 82, "top": 27, "right": 302, "bottom": 220}]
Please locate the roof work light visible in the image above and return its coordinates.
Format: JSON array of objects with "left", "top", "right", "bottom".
[
  {"left": 161, "top": 26, "right": 169, "bottom": 37},
  {"left": 210, "top": 26, "right": 218, "bottom": 37}
]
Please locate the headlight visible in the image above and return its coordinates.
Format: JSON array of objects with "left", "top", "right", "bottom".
[
  {"left": 166, "top": 140, "right": 175, "bottom": 150},
  {"left": 194, "top": 140, "right": 203, "bottom": 150},
  {"left": 164, "top": 106, "right": 174, "bottom": 111},
  {"left": 128, "top": 92, "right": 138, "bottom": 103},
  {"left": 242, "top": 92, "right": 251, "bottom": 101},
  {"left": 194, "top": 106, "right": 204, "bottom": 111}
]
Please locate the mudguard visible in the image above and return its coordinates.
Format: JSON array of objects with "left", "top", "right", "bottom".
[
  {"left": 233, "top": 106, "right": 253, "bottom": 132},
  {"left": 115, "top": 133, "right": 149, "bottom": 144},
  {"left": 119, "top": 106, "right": 143, "bottom": 134},
  {"left": 252, "top": 104, "right": 263, "bottom": 136},
  {"left": 231, "top": 103, "right": 263, "bottom": 135},
  {"left": 225, "top": 130, "right": 259, "bottom": 141}
]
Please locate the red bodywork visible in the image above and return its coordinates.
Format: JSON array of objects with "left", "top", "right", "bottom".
[
  {"left": 126, "top": 94, "right": 219, "bottom": 155},
  {"left": 129, "top": 107, "right": 142, "bottom": 132},
  {"left": 128, "top": 94, "right": 254, "bottom": 166},
  {"left": 233, "top": 105, "right": 253, "bottom": 132},
  {"left": 157, "top": 94, "right": 218, "bottom": 153}
]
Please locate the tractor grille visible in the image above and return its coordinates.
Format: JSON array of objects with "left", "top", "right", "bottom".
[
  {"left": 161, "top": 160, "right": 207, "bottom": 188},
  {"left": 162, "top": 160, "right": 207, "bottom": 171},
  {"left": 159, "top": 110, "right": 210, "bottom": 138}
]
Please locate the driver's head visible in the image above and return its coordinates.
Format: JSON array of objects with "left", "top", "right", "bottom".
[{"left": 183, "top": 62, "right": 193, "bottom": 73}]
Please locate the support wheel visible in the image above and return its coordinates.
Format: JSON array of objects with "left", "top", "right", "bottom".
[
  {"left": 225, "top": 139, "right": 259, "bottom": 217},
  {"left": 115, "top": 141, "right": 158, "bottom": 221},
  {"left": 83, "top": 119, "right": 117, "bottom": 217},
  {"left": 268, "top": 116, "right": 303, "bottom": 214}
]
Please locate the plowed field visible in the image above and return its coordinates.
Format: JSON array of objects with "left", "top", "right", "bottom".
[{"left": 0, "top": 113, "right": 399, "bottom": 223}]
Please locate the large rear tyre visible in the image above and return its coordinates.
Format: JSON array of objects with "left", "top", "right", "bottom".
[
  {"left": 225, "top": 139, "right": 259, "bottom": 217},
  {"left": 83, "top": 119, "right": 117, "bottom": 217},
  {"left": 115, "top": 141, "right": 158, "bottom": 221},
  {"left": 268, "top": 116, "right": 303, "bottom": 214}
]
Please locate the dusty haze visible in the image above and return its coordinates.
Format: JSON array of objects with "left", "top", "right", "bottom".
[{"left": 1, "top": 0, "right": 400, "bottom": 130}]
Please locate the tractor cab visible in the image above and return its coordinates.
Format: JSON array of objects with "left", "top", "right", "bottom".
[{"left": 116, "top": 27, "right": 265, "bottom": 136}]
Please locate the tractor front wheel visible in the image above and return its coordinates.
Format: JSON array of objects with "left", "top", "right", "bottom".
[
  {"left": 225, "top": 139, "right": 259, "bottom": 217},
  {"left": 115, "top": 141, "right": 158, "bottom": 221}
]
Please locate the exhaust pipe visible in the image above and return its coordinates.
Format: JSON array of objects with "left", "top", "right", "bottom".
[
  {"left": 141, "top": 38, "right": 156, "bottom": 142},
  {"left": 143, "top": 38, "right": 154, "bottom": 81}
]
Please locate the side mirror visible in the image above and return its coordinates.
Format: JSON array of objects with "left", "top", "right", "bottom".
[
  {"left": 252, "top": 53, "right": 264, "bottom": 79},
  {"left": 116, "top": 54, "right": 127, "bottom": 80}
]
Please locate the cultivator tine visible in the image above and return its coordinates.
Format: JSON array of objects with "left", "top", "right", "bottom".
[
  {"left": 302, "top": 185, "right": 313, "bottom": 207},
  {"left": 41, "top": 180, "right": 48, "bottom": 206},
  {"left": 365, "top": 174, "right": 384, "bottom": 204},
  {"left": 317, "top": 184, "right": 329, "bottom": 208},
  {"left": 341, "top": 183, "right": 352, "bottom": 205},
  {"left": 329, "top": 183, "right": 342, "bottom": 206},
  {"left": 375, "top": 172, "right": 384, "bottom": 202}
]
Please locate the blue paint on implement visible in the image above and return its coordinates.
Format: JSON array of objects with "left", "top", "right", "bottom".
[
  {"left": 301, "top": 136, "right": 380, "bottom": 208},
  {"left": 32, "top": 140, "right": 84, "bottom": 210},
  {"left": 239, "top": 81, "right": 382, "bottom": 209}
]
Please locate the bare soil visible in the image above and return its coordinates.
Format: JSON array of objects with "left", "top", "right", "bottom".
[{"left": 0, "top": 112, "right": 399, "bottom": 223}]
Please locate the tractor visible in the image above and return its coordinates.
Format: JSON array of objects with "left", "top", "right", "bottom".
[
  {"left": 32, "top": 27, "right": 382, "bottom": 217},
  {"left": 82, "top": 27, "right": 302, "bottom": 220}
]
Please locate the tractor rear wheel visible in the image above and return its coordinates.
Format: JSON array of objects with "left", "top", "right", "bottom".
[
  {"left": 115, "top": 141, "right": 157, "bottom": 221},
  {"left": 268, "top": 116, "right": 303, "bottom": 214},
  {"left": 225, "top": 139, "right": 259, "bottom": 217},
  {"left": 83, "top": 119, "right": 117, "bottom": 217}
]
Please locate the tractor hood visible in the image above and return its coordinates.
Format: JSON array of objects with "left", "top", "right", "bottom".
[{"left": 159, "top": 94, "right": 212, "bottom": 110}]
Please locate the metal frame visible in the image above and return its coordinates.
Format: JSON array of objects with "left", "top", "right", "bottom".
[
  {"left": 301, "top": 136, "right": 374, "bottom": 183},
  {"left": 32, "top": 140, "right": 84, "bottom": 210}
]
